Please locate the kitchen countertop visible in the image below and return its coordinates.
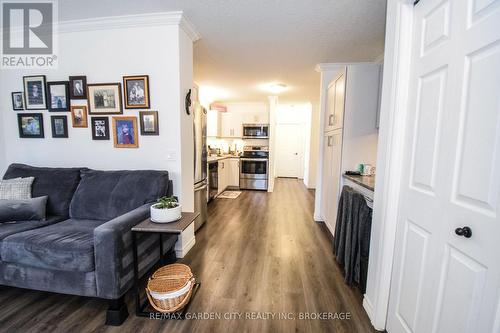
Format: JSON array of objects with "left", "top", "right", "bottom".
[
  {"left": 343, "top": 174, "right": 376, "bottom": 191},
  {"left": 207, "top": 155, "right": 240, "bottom": 163}
]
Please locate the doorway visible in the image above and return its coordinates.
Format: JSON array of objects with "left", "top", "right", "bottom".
[{"left": 276, "top": 123, "right": 303, "bottom": 178}]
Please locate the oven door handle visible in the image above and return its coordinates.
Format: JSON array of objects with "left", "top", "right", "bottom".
[{"left": 240, "top": 158, "right": 269, "bottom": 162}]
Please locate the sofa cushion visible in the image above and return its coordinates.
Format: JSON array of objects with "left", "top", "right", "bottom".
[
  {"left": 3, "top": 164, "right": 85, "bottom": 218},
  {"left": 0, "top": 177, "right": 34, "bottom": 199},
  {"left": 69, "top": 169, "right": 169, "bottom": 221},
  {"left": 0, "top": 215, "right": 64, "bottom": 244},
  {"left": 1, "top": 218, "right": 105, "bottom": 272},
  {"left": 0, "top": 196, "right": 48, "bottom": 222}
]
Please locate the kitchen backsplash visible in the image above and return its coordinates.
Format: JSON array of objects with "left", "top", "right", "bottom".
[{"left": 207, "top": 137, "right": 269, "bottom": 155}]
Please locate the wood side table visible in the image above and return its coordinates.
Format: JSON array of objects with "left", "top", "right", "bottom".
[{"left": 131, "top": 212, "right": 201, "bottom": 318}]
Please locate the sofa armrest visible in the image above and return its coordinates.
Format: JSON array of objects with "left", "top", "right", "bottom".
[{"left": 93, "top": 203, "right": 151, "bottom": 299}]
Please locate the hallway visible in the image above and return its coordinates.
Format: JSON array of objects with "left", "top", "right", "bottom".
[{"left": 0, "top": 179, "right": 375, "bottom": 333}]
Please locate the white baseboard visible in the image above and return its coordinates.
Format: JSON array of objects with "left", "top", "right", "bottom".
[
  {"left": 174, "top": 222, "right": 196, "bottom": 258},
  {"left": 363, "top": 296, "right": 384, "bottom": 331}
]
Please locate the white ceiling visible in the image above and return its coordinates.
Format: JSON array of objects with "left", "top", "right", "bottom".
[{"left": 59, "top": 0, "right": 387, "bottom": 103}]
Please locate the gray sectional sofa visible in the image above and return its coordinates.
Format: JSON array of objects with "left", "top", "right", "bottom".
[{"left": 0, "top": 164, "right": 177, "bottom": 325}]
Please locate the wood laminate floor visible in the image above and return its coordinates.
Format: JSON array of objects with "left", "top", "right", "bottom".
[{"left": 0, "top": 178, "right": 377, "bottom": 333}]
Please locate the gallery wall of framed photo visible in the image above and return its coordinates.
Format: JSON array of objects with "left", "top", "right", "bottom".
[
  {"left": 0, "top": 19, "right": 197, "bottom": 208},
  {"left": 12, "top": 74, "right": 159, "bottom": 148}
]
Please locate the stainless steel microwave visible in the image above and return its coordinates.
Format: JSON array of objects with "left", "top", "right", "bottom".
[{"left": 242, "top": 124, "right": 269, "bottom": 139}]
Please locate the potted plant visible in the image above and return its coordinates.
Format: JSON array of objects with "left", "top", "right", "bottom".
[{"left": 150, "top": 196, "right": 182, "bottom": 223}]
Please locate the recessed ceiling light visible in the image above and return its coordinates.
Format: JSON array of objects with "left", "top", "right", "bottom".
[
  {"left": 259, "top": 82, "right": 288, "bottom": 94},
  {"left": 267, "top": 83, "right": 287, "bottom": 94}
]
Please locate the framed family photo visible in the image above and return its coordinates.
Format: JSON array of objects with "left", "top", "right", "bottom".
[
  {"left": 71, "top": 105, "right": 88, "bottom": 128},
  {"left": 139, "top": 111, "right": 159, "bottom": 135},
  {"left": 47, "top": 81, "right": 70, "bottom": 112},
  {"left": 123, "top": 75, "right": 150, "bottom": 109},
  {"left": 11, "top": 92, "right": 24, "bottom": 110},
  {"left": 23, "top": 75, "right": 47, "bottom": 110},
  {"left": 69, "top": 76, "right": 87, "bottom": 99},
  {"left": 87, "top": 83, "right": 123, "bottom": 115},
  {"left": 51, "top": 115, "right": 68, "bottom": 138},
  {"left": 91, "top": 117, "right": 110, "bottom": 140},
  {"left": 17, "top": 113, "right": 44, "bottom": 138},
  {"left": 112, "top": 116, "right": 138, "bottom": 148}
]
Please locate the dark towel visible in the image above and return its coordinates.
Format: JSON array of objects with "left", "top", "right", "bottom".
[{"left": 333, "top": 186, "right": 372, "bottom": 292}]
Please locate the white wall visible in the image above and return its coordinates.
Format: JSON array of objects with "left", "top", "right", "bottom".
[
  {"left": 223, "top": 102, "right": 269, "bottom": 123},
  {"left": 306, "top": 103, "right": 320, "bottom": 188},
  {"left": 267, "top": 96, "right": 278, "bottom": 192},
  {"left": 0, "top": 94, "right": 6, "bottom": 175},
  {"left": 341, "top": 65, "right": 380, "bottom": 172},
  {"left": 0, "top": 14, "right": 198, "bottom": 209},
  {"left": 178, "top": 28, "right": 195, "bottom": 211}
]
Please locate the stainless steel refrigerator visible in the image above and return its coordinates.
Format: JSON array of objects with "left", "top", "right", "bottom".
[{"left": 193, "top": 102, "right": 208, "bottom": 231}]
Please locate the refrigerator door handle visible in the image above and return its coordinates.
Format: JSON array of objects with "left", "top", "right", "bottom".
[{"left": 194, "top": 181, "right": 208, "bottom": 191}]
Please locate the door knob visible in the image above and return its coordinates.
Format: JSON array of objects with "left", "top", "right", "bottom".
[{"left": 455, "top": 226, "right": 472, "bottom": 238}]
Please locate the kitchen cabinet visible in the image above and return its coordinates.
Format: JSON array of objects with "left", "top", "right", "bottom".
[
  {"left": 226, "top": 158, "right": 240, "bottom": 188},
  {"left": 324, "top": 70, "right": 346, "bottom": 133},
  {"left": 317, "top": 64, "right": 380, "bottom": 234},
  {"left": 217, "top": 160, "right": 228, "bottom": 194},
  {"left": 221, "top": 112, "right": 243, "bottom": 138},
  {"left": 207, "top": 110, "right": 221, "bottom": 137},
  {"left": 321, "top": 130, "right": 343, "bottom": 232}
]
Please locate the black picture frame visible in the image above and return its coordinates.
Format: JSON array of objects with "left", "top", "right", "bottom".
[
  {"left": 139, "top": 111, "right": 159, "bottom": 135},
  {"left": 91, "top": 117, "right": 110, "bottom": 140},
  {"left": 50, "top": 115, "right": 68, "bottom": 138},
  {"left": 11, "top": 92, "right": 25, "bottom": 110},
  {"left": 123, "top": 75, "right": 150, "bottom": 109},
  {"left": 87, "top": 83, "right": 123, "bottom": 115},
  {"left": 47, "top": 81, "right": 70, "bottom": 112},
  {"left": 23, "top": 75, "right": 47, "bottom": 110},
  {"left": 69, "top": 76, "right": 87, "bottom": 99},
  {"left": 17, "top": 113, "right": 44, "bottom": 138}
]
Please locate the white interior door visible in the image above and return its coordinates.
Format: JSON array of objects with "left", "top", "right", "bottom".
[
  {"left": 276, "top": 123, "right": 302, "bottom": 178},
  {"left": 387, "top": 1, "right": 500, "bottom": 333}
]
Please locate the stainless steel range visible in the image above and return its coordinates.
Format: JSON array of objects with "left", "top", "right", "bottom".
[{"left": 240, "top": 146, "right": 269, "bottom": 190}]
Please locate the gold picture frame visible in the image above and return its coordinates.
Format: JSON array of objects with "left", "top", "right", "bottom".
[{"left": 112, "top": 116, "right": 139, "bottom": 148}]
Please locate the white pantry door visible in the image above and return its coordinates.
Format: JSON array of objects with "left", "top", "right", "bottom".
[
  {"left": 387, "top": 1, "right": 500, "bottom": 333},
  {"left": 276, "top": 123, "right": 302, "bottom": 178}
]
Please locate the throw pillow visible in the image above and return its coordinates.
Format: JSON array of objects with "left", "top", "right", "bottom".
[
  {"left": 0, "top": 177, "right": 34, "bottom": 200},
  {"left": 0, "top": 196, "right": 48, "bottom": 223}
]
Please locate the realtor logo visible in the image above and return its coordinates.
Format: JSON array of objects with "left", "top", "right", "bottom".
[{"left": 1, "top": 0, "right": 58, "bottom": 68}]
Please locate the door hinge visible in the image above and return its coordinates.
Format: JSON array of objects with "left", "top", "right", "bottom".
[{"left": 414, "top": 0, "right": 421, "bottom": 5}]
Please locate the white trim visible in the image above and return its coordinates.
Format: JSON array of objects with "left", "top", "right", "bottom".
[
  {"left": 57, "top": 11, "right": 201, "bottom": 41},
  {"left": 174, "top": 222, "right": 196, "bottom": 258},
  {"left": 362, "top": 0, "right": 414, "bottom": 331},
  {"left": 363, "top": 297, "right": 375, "bottom": 323},
  {"left": 372, "top": 53, "right": 385, "bottom": 64},
  {"left": 315, "top": 62, "right": 375, "bottom": 72}
]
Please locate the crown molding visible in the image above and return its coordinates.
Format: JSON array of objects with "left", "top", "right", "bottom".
[
  {"left": 57, "top": 11, "right": 201, "bottom": 42},
  {"left": 179, "top": 15, "right": 201, "bottom": 42},
  {"left": 315, "top": 62, "right": 376, "bottom": 72}
]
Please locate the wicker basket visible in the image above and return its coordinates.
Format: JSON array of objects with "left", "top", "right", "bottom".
[{"left": 146, "top": 263, "right": 195, "bottom": 313}]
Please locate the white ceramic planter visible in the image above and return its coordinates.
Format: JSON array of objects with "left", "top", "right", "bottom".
[{"left": 150, "top": 204, "right": 182, "bottom": 223}]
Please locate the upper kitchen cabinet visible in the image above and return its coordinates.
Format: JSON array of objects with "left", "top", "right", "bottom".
[
  {"left": 324, "top": 69, "right": 346, "bottom": 132},
  {"left": 221, "top": 112, "right": 243, "bottom": 138},
  {"left": 207, "top": 109, "right": 221, "bottom": 137}
]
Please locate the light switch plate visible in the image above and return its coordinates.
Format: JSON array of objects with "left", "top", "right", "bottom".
[{"left": 165, "top": 150, "right": 177, "bottom": 161}]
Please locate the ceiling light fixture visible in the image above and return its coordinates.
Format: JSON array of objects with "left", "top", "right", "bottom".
[
  {"left": 267, "top": 83, "right": 287, "bottom": 94},
  {"left": 259, "top": 82, "right": 288, "bottom": 94}
]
